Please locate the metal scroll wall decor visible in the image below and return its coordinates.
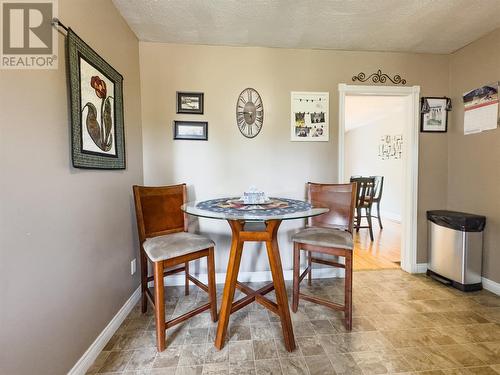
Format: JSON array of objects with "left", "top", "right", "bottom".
[{"left": 352, "top": 69, "right": 407, "bottom": 85}]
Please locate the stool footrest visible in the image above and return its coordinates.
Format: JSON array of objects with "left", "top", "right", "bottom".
[
  {"left": 298, "top": 266, "right": 311, "bottom": 283},
  {"left": 232, "top": 282, "right": 277, "bottom": 314},
  {"left": 299, "top": 292, "right": 345, "bottom": 312},
  {"left": 188, "top": 274, "right": 209, "bottom": 292},
  {"left": 146, "top": 266, "right": 185, "bottom": 282},
  {"left": 165, "top": 303, "right": 211, "bottom": 329}
]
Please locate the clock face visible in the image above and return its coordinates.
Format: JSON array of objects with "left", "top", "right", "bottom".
[{"left": 236, "top": 88, "right": 263, "bottom": 138}]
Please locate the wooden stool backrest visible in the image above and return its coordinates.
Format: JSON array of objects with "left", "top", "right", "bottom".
[
  {"left": 350, "top": 177, "right": 376, "bottom": 208},
  {"left": 307, "top": 182, "right": 357, "bottom": 233},
  {"left": 370, "top": 175, "right": 384, "bottom": 201},
  {"left": 133, "top": 184, "right": 188, "bottom": 244}
]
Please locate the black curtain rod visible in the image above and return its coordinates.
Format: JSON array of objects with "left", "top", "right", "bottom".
[{"left": 52, "top": 17, "right": 69, "bottom": 32}]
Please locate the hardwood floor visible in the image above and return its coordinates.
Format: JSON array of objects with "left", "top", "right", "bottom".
[{"left": 353, "top": 218, "right": 401, "bottom": 271}]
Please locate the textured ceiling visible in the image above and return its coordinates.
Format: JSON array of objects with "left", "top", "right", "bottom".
[{"left": 113, "top": 0, "right": 500, "bottom": 54}]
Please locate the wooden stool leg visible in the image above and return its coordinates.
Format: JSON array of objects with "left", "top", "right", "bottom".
[
  {"left": 356, "top": 207, "right": 361, "bottom": 232},
  {"left": 154, "top": 260, "right": 166, "bottom": 351},
  {"left": 185, "top": 261, "right": 190, "bottom": 296},
  {"left": 366, "top": 207, "right": 374, "bottom": 241},
  {"left": 344, "top": 252, "right": 353, "bottom": 331},
  {"left": 140, "top": 249, "right": 148, "bottom": 313},
  {"left": 292, "top": 242, "right": 300, "bottom": 313},
  {"left": 377, "top": 201, "right": 383, "bottom": 229},
  {"left": 215, "top": 220, "right": 244, "bottom": 349},
  {"left": 207, "top": 247, "right": 218, "bottom": 322},
  {"left": 307, "top": 251, "right": 312, "bottom": 286},
  {"left": 266, "top": 220, "right": 296, "bottom": 352}
]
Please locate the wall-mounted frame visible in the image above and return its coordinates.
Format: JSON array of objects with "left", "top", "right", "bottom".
[
  {"left": 67, "top": 29, "right": 125, "bottom": 169},
  {"left": 420, "top": 97, "right": 448, "bottom": 133},
  {"left": 176, "top": 92, "right": 204, "bottom": 114},
  {"left": 290, "top": 91, "right": 329, "bottom": 141},
  {"left": 173, "top": 121, "right": 208, "bottom": 140}
]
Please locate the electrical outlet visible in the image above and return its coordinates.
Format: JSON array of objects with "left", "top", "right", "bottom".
[{"left": 131, "top": 258, "right": 136, "bottom": 275}]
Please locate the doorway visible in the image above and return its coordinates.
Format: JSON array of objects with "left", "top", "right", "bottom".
[{"left": 338, "top": 84, "right": 420, "bottom": 274}]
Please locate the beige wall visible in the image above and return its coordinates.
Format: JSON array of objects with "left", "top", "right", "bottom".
[
  {"left": 449, "top": 28, "right": 500, "bottom": 284},
  {"left": 139, "top": 42, "right": 449, "bottom": 273},
  {"left": 0, "top": 1, "right": 142, "bottom": 374}
]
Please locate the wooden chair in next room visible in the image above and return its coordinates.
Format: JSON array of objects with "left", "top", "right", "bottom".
[{"left": 350, "top": 176, "right": 376, "bottom": 241}]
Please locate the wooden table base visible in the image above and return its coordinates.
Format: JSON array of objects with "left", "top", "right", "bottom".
[{"left": 214, "top": 219, "right": 296, "bottom": 352}]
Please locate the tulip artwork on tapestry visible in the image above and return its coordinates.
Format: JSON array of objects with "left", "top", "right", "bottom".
[
  {"left": 82, "top": 75, "right": 113, "bottom": 152},
  {"left": 79, "top": 57, "right": 116, "bottom": 156}
]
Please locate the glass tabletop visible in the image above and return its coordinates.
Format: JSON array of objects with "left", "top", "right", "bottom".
[{"left": 181, "top": 197, "right": 329, "bottom": 222}]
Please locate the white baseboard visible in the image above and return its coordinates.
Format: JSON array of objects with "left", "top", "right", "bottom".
[
  {"left": 380, "top": 211, "right": 402, "bottom": 223},
  {"left": 68, "top": 287, "right": 141, "bottom": 375},
  {"left": 415, "top": 263, "right": 428, "bottom": 273},
  {"left": 482, "top": 277, "right": 500, "bottom": 296}
]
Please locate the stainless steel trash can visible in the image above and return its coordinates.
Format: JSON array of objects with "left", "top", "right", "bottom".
[{"left": 427, "top": 210, "right": 486, "bottom": 291}]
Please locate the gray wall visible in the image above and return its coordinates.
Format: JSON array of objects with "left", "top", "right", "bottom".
[
  {"left": 139, "top": 42, "right": 450, "bottom": 274},
  {"left": 0, "top": 1, "right": 143, "bottom": 374},
  {"left": 449, "top": 28, "right": 500, "bottom": 284}
]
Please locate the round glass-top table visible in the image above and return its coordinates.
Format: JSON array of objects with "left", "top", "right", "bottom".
[
  {"left": 181, "top": 197, "right": 328, "bottom": 222},
  {"left": 181, "top": 197, "right": 329, "bottom": 352}
]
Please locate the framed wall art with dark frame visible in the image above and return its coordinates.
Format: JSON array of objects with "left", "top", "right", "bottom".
[
  {"left": 420, "top": 97, "right": 449, "bottom": 133},
  {"left": 67, "top": 29, "right": 125, "bottom": 169},
  {"left": 173, "top": 120, "right": 208, "bottom": 141},
  {"left": 176, "top": 92, "right": 204, "bottom": 114}
]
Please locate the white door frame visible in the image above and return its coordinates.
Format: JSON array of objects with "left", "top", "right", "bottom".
[{"left": 338, "top": 83, "right": 421, "bottom": 273}]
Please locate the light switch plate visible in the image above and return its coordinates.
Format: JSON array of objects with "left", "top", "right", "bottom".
[{"left": 131, "top": 258, "right": 136, "bottom": 275}]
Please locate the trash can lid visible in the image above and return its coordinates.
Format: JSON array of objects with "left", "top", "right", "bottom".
[{"left": 427, "top": 210, "right": 486, "bottom": 232}]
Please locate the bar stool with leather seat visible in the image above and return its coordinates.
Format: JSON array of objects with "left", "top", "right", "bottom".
[
  {"left": 292, "top": 182, "right": 356, "bottom": 331},
  {"left": 133, "top": 184, "right": 217, "bottom": 351}
]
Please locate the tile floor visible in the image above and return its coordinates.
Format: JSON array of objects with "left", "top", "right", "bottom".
[{"left": 87, "top": 269, "right": 500, "bottom": 375}]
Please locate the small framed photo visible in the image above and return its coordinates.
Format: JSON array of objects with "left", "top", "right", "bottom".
[
  {"left": 174, "top": 121, "right": 208, "bottom": 140},
  {"left": 421, "top": 97, "right": 448, "bottom": 133},
  {"left": 177, "top": 92, "right": 204, "bottom": 114}
]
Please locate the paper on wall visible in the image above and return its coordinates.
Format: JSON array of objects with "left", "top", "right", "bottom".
[{"left": 463, "top": 83, "right": 499, "bottom": 135}]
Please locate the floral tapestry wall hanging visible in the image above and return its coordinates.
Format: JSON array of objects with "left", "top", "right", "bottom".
[{"left": 67, "top": 29, "right": 125, "bottom": 169}]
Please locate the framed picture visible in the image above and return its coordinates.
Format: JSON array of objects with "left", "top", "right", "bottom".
[
  {"left": 290, "top": 91, "right": 329, "bottom": 141},
  {"left": 420, "top": 97, "right": 448, "bottom": 133},
  {"left": 463, "top": 83, "right": 498, "bottom": 135},
  {"left": 174, "top": 121, "right": 208, "bottom": 140},
  {"left": 378, "top": 134, "right": 403, "bottom": 160},
  {"left": 67, "top": 29, "right": 125, "bottom": 169},
  {"left": 177, "top": 92, "right": 204, "bottom": 114}
]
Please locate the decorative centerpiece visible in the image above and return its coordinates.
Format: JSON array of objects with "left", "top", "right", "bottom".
[{"left": 241, "top": 186, "right": 268, "bottom": 204}]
